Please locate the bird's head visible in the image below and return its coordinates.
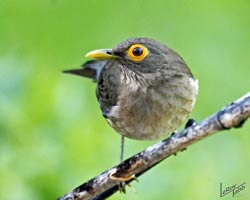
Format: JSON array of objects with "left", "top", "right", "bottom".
[{"left": 86, "top": 38, "right": 192, "bottom": 75}]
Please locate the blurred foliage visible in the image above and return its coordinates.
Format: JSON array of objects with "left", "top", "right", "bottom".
[{"left": 0, "top": 0, "right": 250, "bottom": 199}]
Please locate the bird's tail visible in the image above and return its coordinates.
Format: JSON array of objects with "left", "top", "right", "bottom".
[{"left": 63, "top": 60, "right": 107, "bottom": 82}]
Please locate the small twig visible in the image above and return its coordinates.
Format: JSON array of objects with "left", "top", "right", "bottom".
[{"left": 58, "top": 93, "right": 250, "bottom": 200}]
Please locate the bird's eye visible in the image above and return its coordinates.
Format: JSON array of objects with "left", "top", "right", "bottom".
[
  {"left": 127, "top": 44, "right": 149, "bottom": 62},
  {"left": 132, "top": 47, "right": 143, "bottom": 56}
]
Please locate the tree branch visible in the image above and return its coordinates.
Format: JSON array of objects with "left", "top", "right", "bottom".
[{"left": 58, "top": 93, "right": 250, "bottom": 200}]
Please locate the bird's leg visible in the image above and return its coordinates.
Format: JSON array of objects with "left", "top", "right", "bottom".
[
  {"left": 173, "top": 119, "right": 197, "bottom": 156},
  {"left": 120, "top": 135, "right": 125, "bottom": 162},
  {"left": 119, "top": 135, "right": 126, "bottom": 193},
  {"left": 176, "top": 119, "right": 196, "bottom": 154},
  {"left": 109, "top": 135, "right": 135, "bottom": 193}
]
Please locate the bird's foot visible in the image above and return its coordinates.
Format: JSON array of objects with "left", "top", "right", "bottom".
[
  {"left": 185, "top": 118, "right": 197, "bottom": 129},
  {"left": 109, "top": 171, "right": 135, "bottom": 182},
  {"left": 171, "top": 131, "right": 177, "bottom": 136},
  {"left": 117, "top": 180, "right": 138, "bottom": 193},
  {"left": 118, "top": 182, "right": 126, "bottom": 193},
  {"left": 109, "top": 170, "right": 136, "bottom": 193}
]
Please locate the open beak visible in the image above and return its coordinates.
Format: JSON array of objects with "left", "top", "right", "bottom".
[{"left": 85, "top": 49, "right": 117, "bottom": 59}]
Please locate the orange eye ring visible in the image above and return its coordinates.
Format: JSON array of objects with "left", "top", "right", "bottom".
[{"left": 127, "top": 44, "right": 149, "bottom": 62}]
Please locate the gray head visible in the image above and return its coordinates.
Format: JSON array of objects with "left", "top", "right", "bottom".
[{"left": 86, "top": 37, "right": 193, "bottom": 76}]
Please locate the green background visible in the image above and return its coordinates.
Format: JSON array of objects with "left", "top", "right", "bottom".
[{"left": 0, "top": 0, "right": 249, "bottom": 199}]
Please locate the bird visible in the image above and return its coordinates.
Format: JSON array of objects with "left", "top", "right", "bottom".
[{"left": 64, "top": 37, "right": 198, "bottom": 163}]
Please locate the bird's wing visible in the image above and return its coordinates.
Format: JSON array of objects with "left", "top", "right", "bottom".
[
  {"left": 64, "top": 60, "right": 122, "bottom": 118},
  {"left": 96, "top": 61, "right": 122, "bottom": 118},
  {"left": 63, "top": 60, "right": 108, "bottom": 82}
]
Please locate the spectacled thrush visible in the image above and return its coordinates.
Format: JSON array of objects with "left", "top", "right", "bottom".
[{"left": 64, "top": 38, "right": 198, "bottom": 162}]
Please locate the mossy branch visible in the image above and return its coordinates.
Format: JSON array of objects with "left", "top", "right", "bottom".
[{"left": 58, "top": 93, "right": 250, "bottom": 200}]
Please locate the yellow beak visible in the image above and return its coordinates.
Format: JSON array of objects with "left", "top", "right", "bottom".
[{"left": 85, "top": 49, "right": 117, "bottom": 59}]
